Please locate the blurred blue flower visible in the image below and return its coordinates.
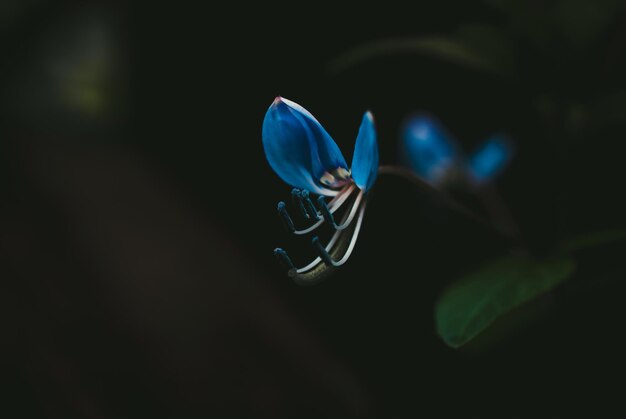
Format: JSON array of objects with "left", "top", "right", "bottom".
[
  {"left": 262, "top": 97, "right": 379, "bottom": 282},
  {"left": 401, "top": 114, "right": 514, "bottom": 187}
]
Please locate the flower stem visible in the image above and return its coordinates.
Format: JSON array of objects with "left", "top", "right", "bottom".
[
  {"left": 476, "top": 185, "right": 523, "bottom": 243},
  {"left": 377, "top": 165, "right": 524, "bottom": 247}
]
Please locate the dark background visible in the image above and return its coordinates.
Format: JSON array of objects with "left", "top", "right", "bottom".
[{"left": 2, "top": 1, "right": 625, "bottom": 417}]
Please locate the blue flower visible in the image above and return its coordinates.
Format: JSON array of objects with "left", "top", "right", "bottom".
[
  {"left": 262, "top": 97, "right": 379, "bottom": 283},
  {"left": 400, "top": 114, "right": 514, "bottom": 187}
]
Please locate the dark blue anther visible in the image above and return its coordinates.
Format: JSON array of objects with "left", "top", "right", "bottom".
[
  {"left": 311, "top": 236, "right": 335, "bottom": 266},
  {"left": 277, "top": 201, "right": 295, "bottom": 233},
  {"left": 291, "top": 188, "right": 309, "bottom": 219},
  {"left": 300, "top": 189, "right": 320, "bottom": 220},
  {"left": 274, "top": 248, "right": 296, "bottom": 271},
  {"left": 316, "top": 196, "right": 337, "bottom": 228}
]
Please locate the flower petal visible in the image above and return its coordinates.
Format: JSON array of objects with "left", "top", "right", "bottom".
[
  {"left": 351, "top": 111, "right": 379, "bottom": 191},
  {"left": 466, "top": 135, "right": 514, "bottom": 185},
  {"left": 262, "top": 97, "right": 348, "bottom": 196},
  {"left": 401, "top": 114, "right": 460, "bottom": 183}
]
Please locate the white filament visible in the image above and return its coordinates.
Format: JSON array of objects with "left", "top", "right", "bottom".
[
  {"left": 333, "top": 191, "right": 363, "bottom": 231},
  {"left": 295, "top": 197, "right": 367, "bottom": 273},
  {"left": 331, "top": 202, "right": 366, "bottom": 267},
  {"left": 294, "top": 184, "right": 356, "bottom": 235}
]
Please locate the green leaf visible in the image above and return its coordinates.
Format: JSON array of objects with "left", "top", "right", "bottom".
[
  {"left": 558, "top": 229, "right": 626, "bottom": 254},
  {"left": 435, "top": 256, "right": 576, "bottom": 348},
  {"left": 327, "top": 25, "right": 517, "bottom": 78}
]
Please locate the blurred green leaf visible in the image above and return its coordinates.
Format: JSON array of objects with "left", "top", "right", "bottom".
[
  {"left": 435, "top": 256, "right": 576, "bottom": 348},
  {"left": 328, "top": 25, "right": 517, "bottom": 78},
  {"left": 558, "top": 229, "right": 626, "bottom": 254}
]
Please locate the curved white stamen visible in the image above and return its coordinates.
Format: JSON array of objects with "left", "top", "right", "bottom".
[
  {"left": 295, "top": 197, "right": 366, "bottom": 273},
  {"left": 328, "top": 184, "right": 356, "bottom": 211},
  {"left": 294, "top": 184, "right": 356, "bottom": 235},
  {"left": 295, "top": 234, "right": 339, "bottom": 273},
  {"left": 332, "top": 190, "right": 363, "bottom": 231},
  {"left": 330, "top": 202, "right": 366, "bottom": 267}
]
